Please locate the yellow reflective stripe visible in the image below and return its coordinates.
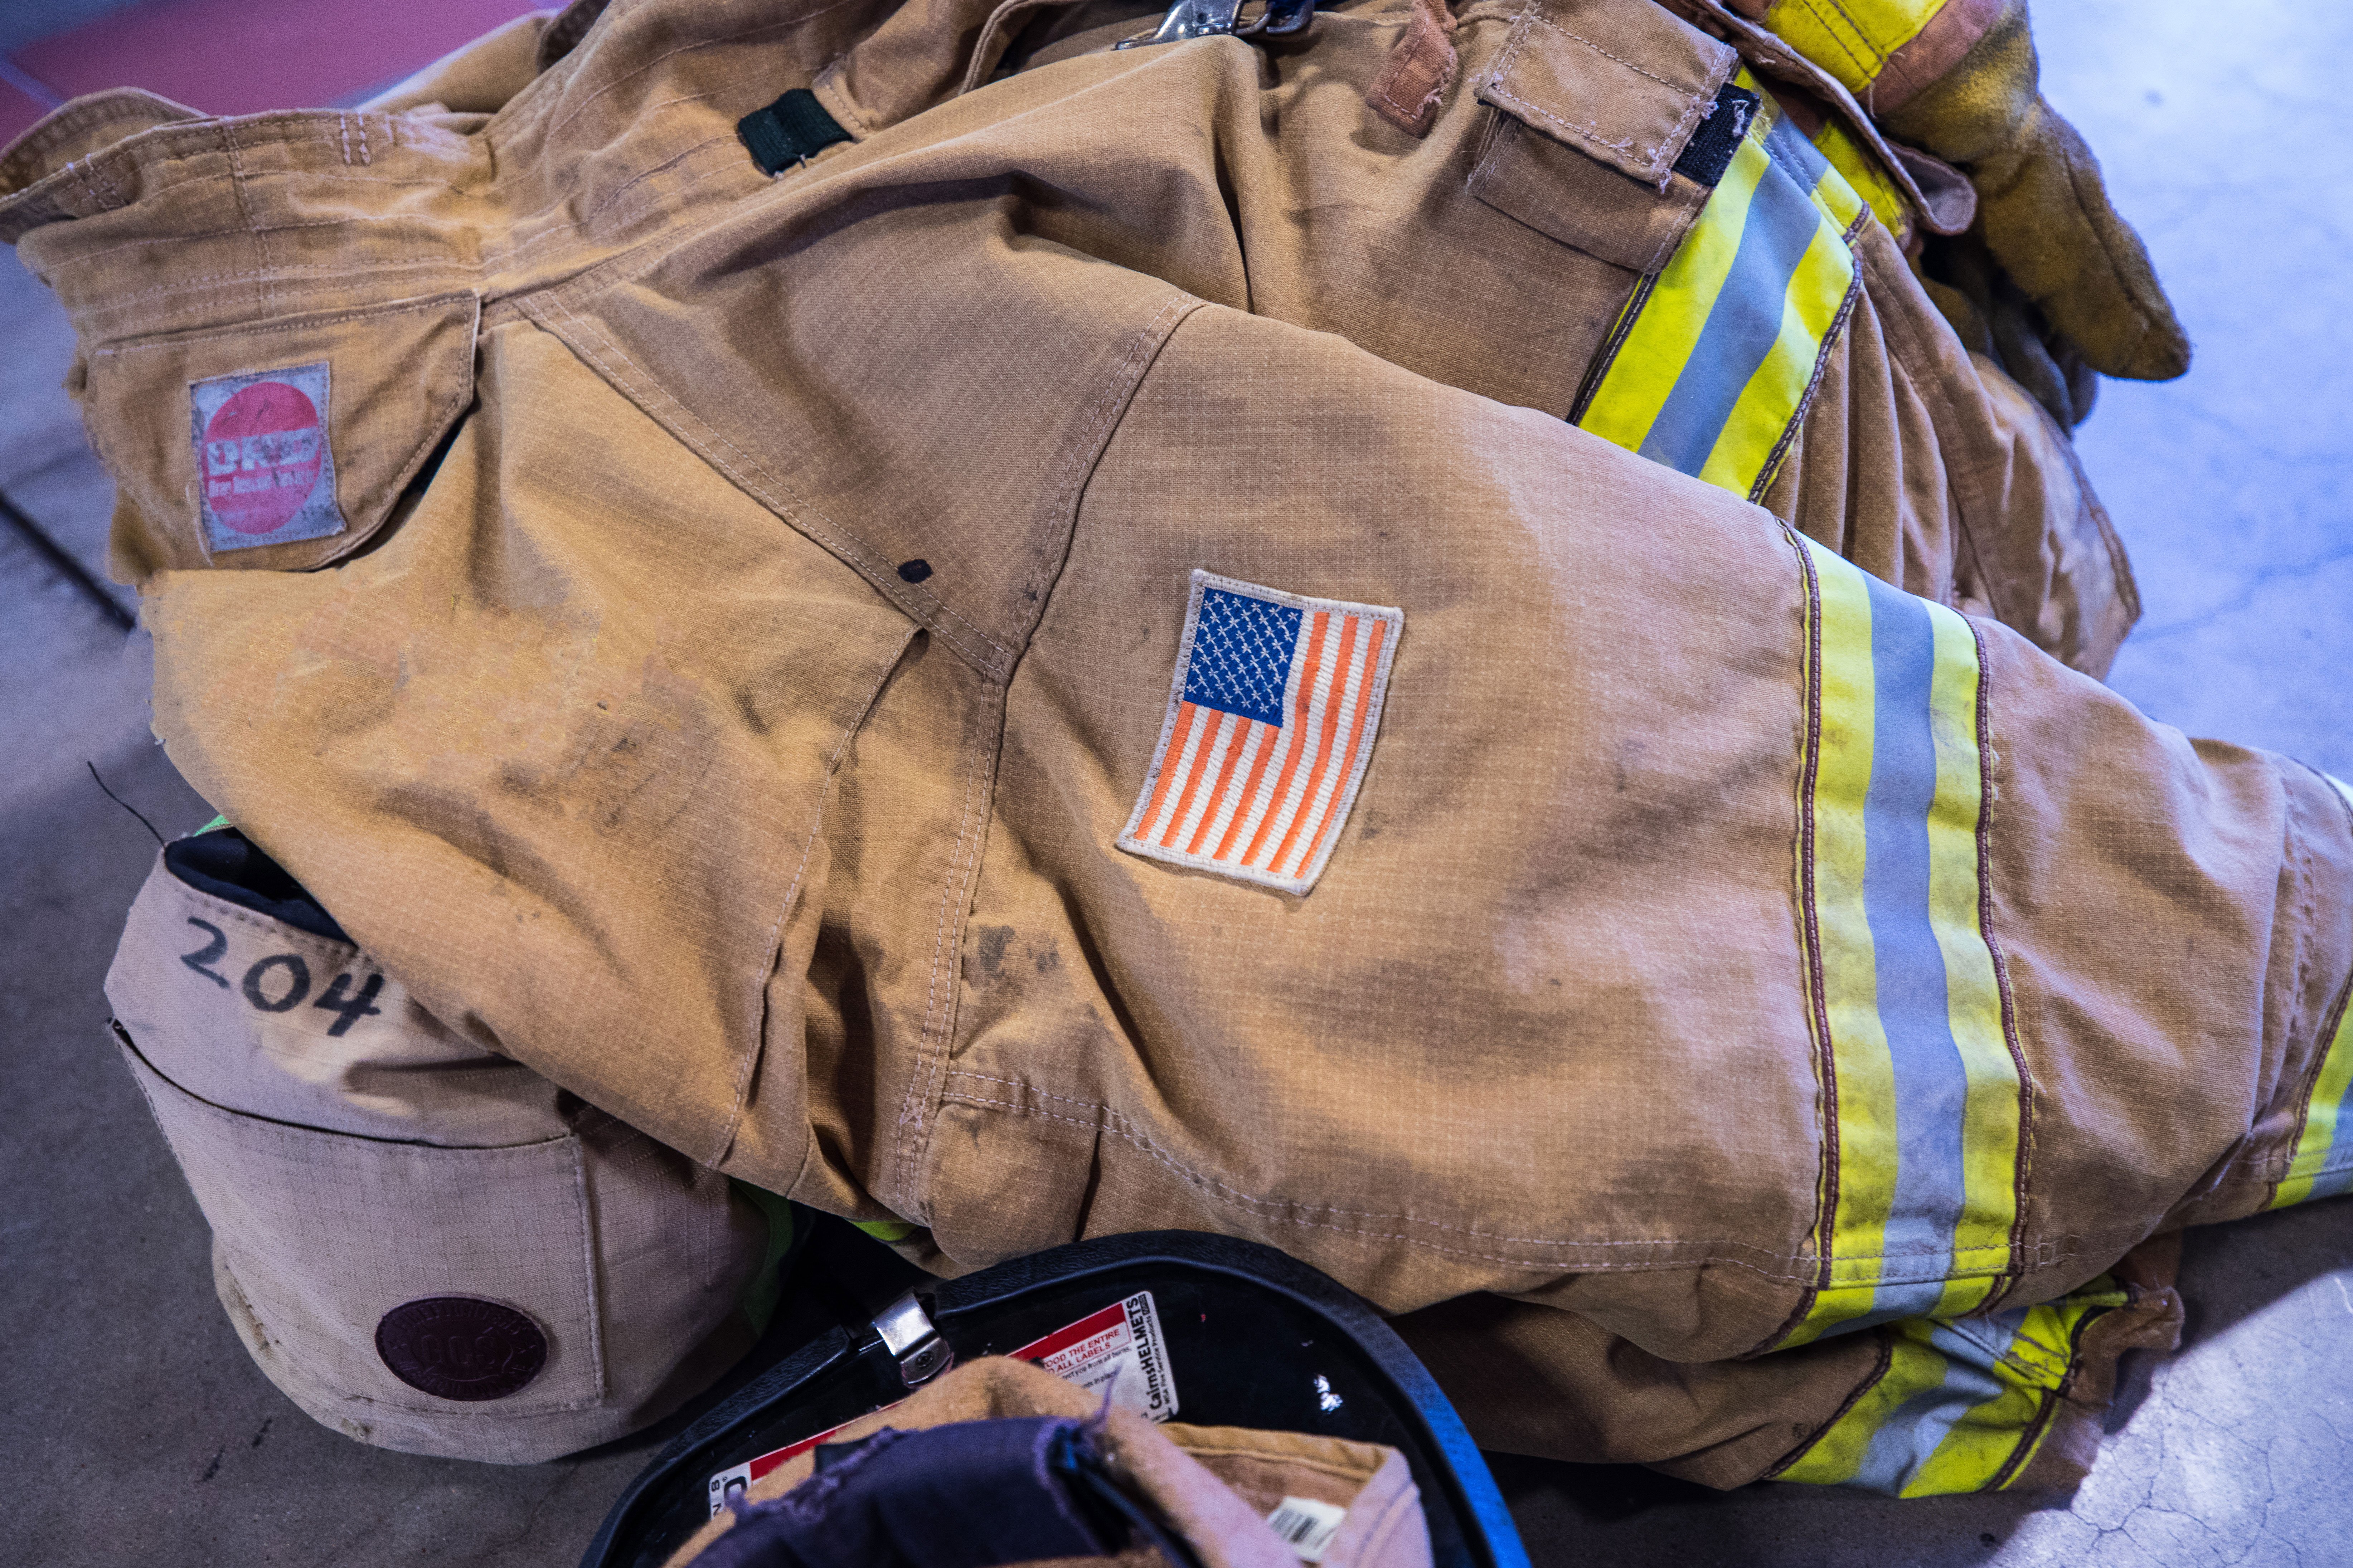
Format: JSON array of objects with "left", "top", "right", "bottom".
[
  {"left": 2267, "top": 1007, "right": 2353, "bottom": 1208},
  {"left": 1576, "top": 77, "right": 1863, "bottom": 504},
  {"left": 1764, "top": 0, "right": 1950, "bottom": 97},
  {"left": 1782, "top": 539, "right": 2022, "bottom": 1348},
  {"left": 1693, "top": 220, "right": 1854, "bottom": 492},
  {"left": 1777, "top": 1332, "right": 1949, "bottom": 1485},
  {"left": 1780, "top": 1281, "right": 2128, "bottom": 1496},
  {"left": 1801, "top": 541, "right": 1898, "bottom": 1343},
  {"left": 2270, "top": 772, "right": 2353, "bottom": 1209},
  {"left": 1577, "top": 129, "right": 1769, "bottom": 456},
  {"left": 853, "top": 1219, "right": 921, "bottom": 1242},
  {"left": 1925, "top": 603, "right": 2023, "bottom": 1299},
  {"left": 1812, "top": 118, "right": 1909, "bottom": 240}
]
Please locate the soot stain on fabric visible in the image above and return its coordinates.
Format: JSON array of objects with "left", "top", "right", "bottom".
[{"left": 971, "top": 924, "right": 1015, "bottom": 978}]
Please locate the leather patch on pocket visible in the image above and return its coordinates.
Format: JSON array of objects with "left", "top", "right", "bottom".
[{"left": 377, "top": 1297, "right": 550, "bottom": 1401}]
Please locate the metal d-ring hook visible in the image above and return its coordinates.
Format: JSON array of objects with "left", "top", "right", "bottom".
[{"left": 1118, "top": 0, "right": 1314, "bottom": 47}]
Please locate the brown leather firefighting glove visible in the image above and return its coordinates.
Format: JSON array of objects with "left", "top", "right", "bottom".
[{"left": 1880, "top": 0, "right": 2189, "bottom": 413}]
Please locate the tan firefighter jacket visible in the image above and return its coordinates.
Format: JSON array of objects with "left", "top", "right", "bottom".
[{"left": 9, "top": 0, "right": 2345, "bottom": 1500}]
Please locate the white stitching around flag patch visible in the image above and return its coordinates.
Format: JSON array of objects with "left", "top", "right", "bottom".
[{"left": 1116, "top": 570, "right": 1403, "bottom": 896}]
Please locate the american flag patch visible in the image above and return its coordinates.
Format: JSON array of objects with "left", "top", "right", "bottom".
[{"left": 1116, "top": 571, "right": 1403, "bottom": 895}]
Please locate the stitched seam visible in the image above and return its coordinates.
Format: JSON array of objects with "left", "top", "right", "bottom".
[
  {"left": 169, "top": 886, "right": 360, "bottom": 955},
  {"left": 1855, "top": 230, "right": 2020, "bottom": 631},
  {"left": 1019, "top": 294, "right": 1194, "bottom": 635},
  {"left": 1789, "top": 523, "right": 1837, "bottom": 1307},
  {"left": 941, "top": 1087, "right": 1829, "bottom": 1278},
  {"left": 64, "top": 205, "right": 486, "bottom": 279},
  {"left": 1760, "top": 1328, "right": 1892, "bottom": 1480},
  {"left": 1524, "top": 10, "right": 1697, "bottom": 93},
  {"left": 958, "top": 0, "right": 1056, "bottom": 98},
  {"left": 942, "top": 1072, "right": 1853, "bottom": 1260},
  {"left": 954, "top": 1078, "right": 2102, "bottom": 1270},
  {"left": 38, "top": 96, "right": 723, "bottom": 275},
  {"left": 70, "top": 141, "right": 750, "bottom": 322},
  {"left": 1968, "top": 614, "right": 2039, "bottom": 1316},
  {"left": 81, "top": 258, "right": 480, "bottom": 314},
  {"left": 567, "top": 1136, "right": 608, "bottom": 1403},
  {"left": 539, "top": 294, "right": 1010, "bottom": 671},
  {"left": 1488, "top": 8, "right": 1721, "bottom": 176},
  {"left": 309, "top": 298, "right": 475, "bottom": 569},
  {"left": 220, "top": 122, "right": 270, "bottom": 318},
  {"left": 546, "top": 296, "right": 1009, "bottom": 665},
  {"left": 1570, "top": 271, "right": 1657, "bottom": 422},
  {"left": 1821, "top": 0, "right": 1896, "bottom": 70},
  {"left": 64, "top": 159, "right": 102, "bottom": 215},
  {"left": 1487, "top": 83, "right": 1640, "bottom": 160},
  {"left": 488, "top": 133, "right": 742, "bottom": 268},
  {"left": 1790, "top": 0, "right": 1876, "bottom": 79},
  {"left": 1746, "top": 232, "right": 1862, "bottom": 504},
  {"left": 1986, "top": 1389, "right": 2060, "bottom": 1491},
  {"left": 1355, "top": 1485, "right": 1416, "bottom": 1564},
  {"left": 68, "top": 134, "right": 743, "bottom": 317},
  {"left": 514, "top": 0, "right": 875, "bottom": 153},
  {"left": 91, "top": 290, "right": 474, "bottom": 354},
  {"left": 1373, "top": 29, "right": 1458, "bottom": 123},
  {"left": 716, "top": 625, "right": 918, "bottom": 1168},
  {"left": 2251, "top": 769, "right": 2320, "bottom": 1202},
  {"left": 893, "top": 687, "right": 999, "bottom": 1215}
]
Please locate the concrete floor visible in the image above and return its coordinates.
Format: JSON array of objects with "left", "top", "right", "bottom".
[{"left": 2, "top": 0, "right": 2348, "bottom": 1562}]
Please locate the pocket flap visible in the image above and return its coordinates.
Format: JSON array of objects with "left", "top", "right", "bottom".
[
  {"left": 83, "top": 290, "right": 477, "bottom": 578},
  {"left": 1476, "top": 0, "right": 1738, "bottom": 189}
]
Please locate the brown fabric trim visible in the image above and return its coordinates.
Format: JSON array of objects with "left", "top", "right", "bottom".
[
  {"left": 1568, "top": 273, "right": 1659, "bottom": 424},
  {"left": 1986, "top": 1386, "right": 2061, "bottom": 1491},
  {"left": 1364, "top": 0, "right": 1461, "bottom": 137},
  {"left": 1758, "top": 1325, "right": 1894, "bottom": 1480},
  {"left": 1786, "top": 524, "right": 1838, "bottom": 1336},
  {"left": 1746, "top": 213, "right": 1867, "bottom": 505},
  {"left": 1967, "top": 614, "right": 2038, "bottom": 1315},
  {"left": 2005, "top": 1252, "right": 2186, "bottom": 1492},
  {"left": 1869, "top": 0, "right": 2009, "bottom": 115},
  {"left": 894, "top": 679, "right": 1008, "bottom": 1219}
]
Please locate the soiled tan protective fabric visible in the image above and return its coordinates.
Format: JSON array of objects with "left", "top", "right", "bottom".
[
  {"left": 104, "top": 852, "right": 771, "bottom": 1463},
  {"left": 669, "top": 1357, "right": 1428, "bottom": 1568},
  {"left": 10, "top": 0, "right": 2349, "bottom": 1493}
]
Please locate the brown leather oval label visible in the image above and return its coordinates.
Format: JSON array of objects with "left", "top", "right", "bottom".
[{"left": 375, "top": 1297, "right": 548, "bottom": 1401}]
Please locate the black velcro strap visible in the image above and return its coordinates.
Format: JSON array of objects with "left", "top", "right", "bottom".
[
  {"left": 1672, "top": 84, "right": 1760, "bottom": 189},
  {"left": 738, "top": 88, "right": 851, "bottom": 175}
]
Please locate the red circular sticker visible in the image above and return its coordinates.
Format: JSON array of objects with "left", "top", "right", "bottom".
[{"left": 201, "top": 380, "right": 326, "bottom": 536}]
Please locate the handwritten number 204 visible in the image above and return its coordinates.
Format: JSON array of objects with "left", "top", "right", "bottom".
[{"left": 179, "top": 919, "right": 387, "bottom": 1038}]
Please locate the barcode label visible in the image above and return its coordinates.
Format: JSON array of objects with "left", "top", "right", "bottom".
[{"left": 1265, "top": 1495, "right": 1348, "bottom": 1562}]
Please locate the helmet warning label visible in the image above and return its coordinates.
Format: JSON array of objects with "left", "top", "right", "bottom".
[{"left": 1011, "top": 1290, "right": 1178, "bottom": 1423}]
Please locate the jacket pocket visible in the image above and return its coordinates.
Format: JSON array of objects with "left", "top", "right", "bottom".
[
  {"left": 82, "top": 290, "right": 478, "bottom": 581},
  {"left": 1467, "top": 0, "right": 1737, "bottom": 273},
  {"left": 104, "top": 843, "right": 769, "bottom": 1464}
]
